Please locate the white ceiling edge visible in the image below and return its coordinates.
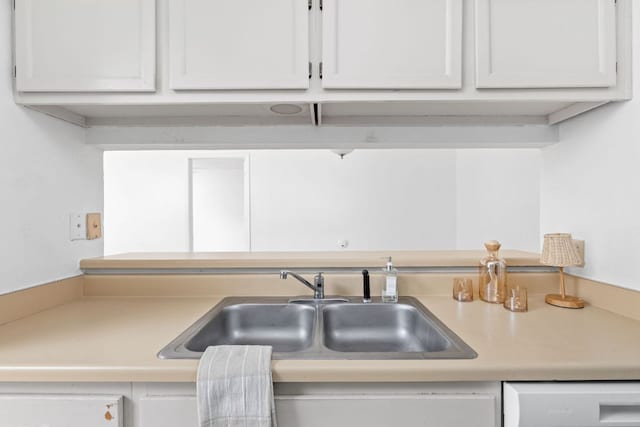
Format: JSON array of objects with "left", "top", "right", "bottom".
[{"left": 86, "top": 125, "right": 558, "bottom": 151}]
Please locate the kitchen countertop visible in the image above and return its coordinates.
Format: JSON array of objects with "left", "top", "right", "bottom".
[
  {"left": 0, "top": 293, "right": 638, "bottom": 382},
  {"left": 80, "top": 250, "right": 544, "bottom": 270}
]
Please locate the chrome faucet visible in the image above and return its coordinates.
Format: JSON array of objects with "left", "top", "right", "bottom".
[{"left": 280, "top": 270, "right": 324, "bottom": 299}]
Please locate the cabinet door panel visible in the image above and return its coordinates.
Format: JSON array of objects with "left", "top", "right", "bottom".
[
  {"left": 322, "top": 0, "right": 462, "bottom": 89},
  {"left": 139, "top": 396, "right": 198, "bottom": 427},
  {"left": 169, "top": 0, "right": 309, "bottom": 90},
  {"left": 15, "top": 0, "right": 156, "bottom": 92},
  {"left": 0, "top": 394, "right": 123, "bottom": 427},
  {"left": 277, "top": 394, "right": 497, "bottom": 427},
  {"left": 137, "top": 393, "right": 496, "bottom": 427},
  {"left": 475, "top": 0, "right": 617, "bottom": 88}
]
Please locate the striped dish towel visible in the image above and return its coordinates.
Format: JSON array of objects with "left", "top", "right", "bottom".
[{"left": 197, "top": 346, "right": 277, "bottom": 427}]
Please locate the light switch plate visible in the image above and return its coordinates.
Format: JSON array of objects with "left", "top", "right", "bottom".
[
  {"left": 86, "top": 213, "right": 102, "bottom": 240},
  {"left": 69, "top": 213, "right": 86, "bottom": 241}
]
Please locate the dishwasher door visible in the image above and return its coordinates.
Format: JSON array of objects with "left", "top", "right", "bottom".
[{"left": 504, "top": 382, "right": 640, "bottom": 427}]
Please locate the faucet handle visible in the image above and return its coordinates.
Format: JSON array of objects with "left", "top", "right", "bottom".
[
  {"left": 362, "top": 269, "right": 371, "bottom": 303},
  {"left": 313, "top": 272, "right": 324, "bottom": 299}
]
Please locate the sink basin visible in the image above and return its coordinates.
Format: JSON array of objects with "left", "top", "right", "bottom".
[
  {"left": 158, "top": 296, "right": 476, "bottom": 360},
  {"left": 322, "top": 303, "right": 450, "bottom": 353},
  {"left": 186, "top": 303, "right": 315, "bottom": 353}
]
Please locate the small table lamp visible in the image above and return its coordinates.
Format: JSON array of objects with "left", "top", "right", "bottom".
[{"left": 540, "top": 233, "right": 584, "bottom": 309}]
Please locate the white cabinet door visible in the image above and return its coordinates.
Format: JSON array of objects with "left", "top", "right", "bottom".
[
  {"left": 15, "top": 0, "right": 156, "bottom": 92},
  {"left": 276, "top": 394, "right": 497, "bottom": 427},
  {"left": 169, "top": 0, "right": 309, "bottom": 90},
  {"left": 475, "top": 0, "right": 617, "bottom": 88},
  {"left": 321, "top": 0, "right": 463, "bottom": 89},
  {"left": 139, "top": 396, "right": 198, "bottom": 427},
  {"left": 0, "top": 394, "right": 123, "bottom": 427},
  {"left": 137, "top": 394, "right": 496, "bottom": 427}
]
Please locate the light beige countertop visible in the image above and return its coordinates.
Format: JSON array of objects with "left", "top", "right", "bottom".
[
  {"left": 0, "top": 293, "right": 638, "bottom": 383},
  {"left": 80, "top": 250, "right": 544, "bottom": 270}
]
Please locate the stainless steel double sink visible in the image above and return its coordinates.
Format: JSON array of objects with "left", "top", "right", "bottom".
[{"left": 158, "top": 297, "right": 477, "bottom": 360}]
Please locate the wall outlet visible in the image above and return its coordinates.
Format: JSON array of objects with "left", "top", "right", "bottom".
[
  {"left": 69, "top": 213, "right": 87, "bottom": 241},
  {"left": 573, "top": 239, "right": 585, "bottom": 267}
]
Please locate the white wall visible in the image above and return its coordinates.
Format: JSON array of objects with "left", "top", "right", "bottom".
[
  {"left": 0, "top": 3, "right": 103, "bottom": 294},
  {"left": 249, "top": 150, "right": 458, "bottom": 251},
  {"left": 541, "top": 6, "right": 640, "bottom": 290},
  {"left": 103, "top": 151, "right": 190, "bottom": 253},
  {"left": 456, "top": 150, "right": 540, "bottom": 250},
  {"left": 104, "top": 149, "right": 540, "bottom": 254}
]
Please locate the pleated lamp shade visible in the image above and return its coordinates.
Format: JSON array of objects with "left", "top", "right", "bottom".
[{"left": 540, "top": 233, "right": 581, "bottom": 267}]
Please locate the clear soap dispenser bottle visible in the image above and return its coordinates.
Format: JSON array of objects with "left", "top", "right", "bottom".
[
  {"left": 382, "top": 257, "right": 398, "bottom": 303},
  {"left": 479, "top": 240, "right": 507, "bottom": 303}
]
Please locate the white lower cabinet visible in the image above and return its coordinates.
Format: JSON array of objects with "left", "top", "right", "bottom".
[
  {"left": 0, "top": 383, "right": 130, "bottom": 427},
  {"left": 139, "top": 395, "right": 198, "bottom": 427},
  {"left": 135, "top": 382, "right": 501, "bottom": 427},
  {"left": 0, "top": 395, "right": 123, "bottom": 427},
  {"left": 276, "top": 394, "right": 497, "bottom": 427},
  {"left": 137, "top": 394, "right": 497, "bottom": 427},
  {"left": 0, "top": 381, "right": 501, "bottom": 427},
  {"left": 4, "top": 380, "right": 640, "bottom": 427}
]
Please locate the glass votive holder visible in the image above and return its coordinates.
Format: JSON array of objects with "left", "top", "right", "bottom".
[
  {"left": 453, "top": 278, "right": 473, "bottom": 302},
  {"left": 504, "top": 286, "right": 528, "bottom": 312}
]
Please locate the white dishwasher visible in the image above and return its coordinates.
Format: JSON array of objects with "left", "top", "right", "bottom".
[{"left": 504, "top": 382, "right": 640, "bottom": 427}]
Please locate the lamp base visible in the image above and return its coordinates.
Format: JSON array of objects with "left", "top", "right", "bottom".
[{"left": 545, "top": 294, "right": 585, "bottom": 309}]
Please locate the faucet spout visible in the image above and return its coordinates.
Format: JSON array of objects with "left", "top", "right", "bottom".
[{"left": 280, "top": 270, "right": 324, "bottom": 299}]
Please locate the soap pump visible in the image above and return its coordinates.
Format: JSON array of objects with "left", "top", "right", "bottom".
[{"left": 381, "top": 257, "right": 398, "bottom": 303}]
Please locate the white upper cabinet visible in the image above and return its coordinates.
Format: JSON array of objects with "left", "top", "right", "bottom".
[
  {"left": 475, "top": 0, "right": 617, "bottom": 88},
  {"left": 321, "top": 0, "right": 463, "bottom": 89},
  {"left": 12, "top": 0, "right": 632, "bottom": 126},
  {"left": 15, "top": 0, "right": 156, "bottom": 92},
  {"left": 169, "top": 0, "right": 309, "bottom": 90}
]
